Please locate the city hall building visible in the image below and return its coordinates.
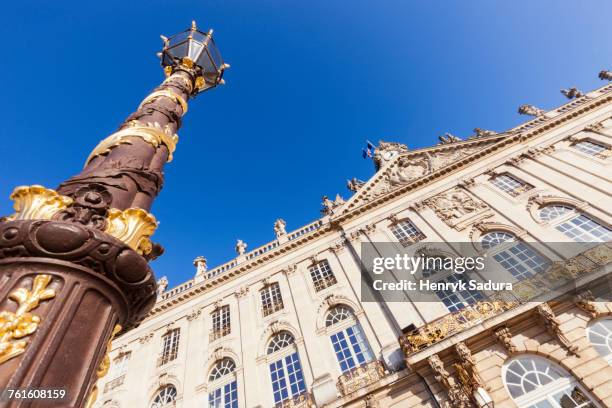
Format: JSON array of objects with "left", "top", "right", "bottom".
[{"left": 96, "top": 79, "right": 612, "bottom": 408}]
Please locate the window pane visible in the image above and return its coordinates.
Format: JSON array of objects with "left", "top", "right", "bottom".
[
  {"left": 491, "top": 174, "right": 531, "bottom": 196},
  {"left": 390, "top": 220, "right": 425, "bottom": 246},
  {"left": 309, "top": 260, "right": 337, "bottom": 292},
  {"left": 574, "top": 140, "right": 607, "bottom": 156},
  {"left": 557, "top": 214, "right": 612, "bottom": 242}
]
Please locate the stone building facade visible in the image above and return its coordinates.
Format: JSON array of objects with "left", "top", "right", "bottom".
[{"left": 96, "top": 80, "right": 612, "bottom": 408}]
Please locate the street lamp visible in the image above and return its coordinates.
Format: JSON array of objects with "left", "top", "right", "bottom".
[
  {"left": 0, "top": 22, "right": 227, "bottom": 408},
  {"left": 160, "top": 21, "right": 229, "bottom": 93}
]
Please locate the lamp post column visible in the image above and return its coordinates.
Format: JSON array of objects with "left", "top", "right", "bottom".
[{"left": 0, "top": 21, "right": 227, "bottom": 408}]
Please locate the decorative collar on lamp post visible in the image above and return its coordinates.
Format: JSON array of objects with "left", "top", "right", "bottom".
[{"left": 159, "top": 20, "right": 230, "bottom": 94}]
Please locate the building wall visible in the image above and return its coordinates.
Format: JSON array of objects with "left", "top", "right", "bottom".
[{"left": 96, "top": 84, "right": 612, "bottom": 408}]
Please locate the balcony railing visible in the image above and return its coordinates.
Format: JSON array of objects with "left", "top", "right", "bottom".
[
  {"left": 103, "top": 375, "right": 125, "bottom": 393},
  {"left": 156, "top": 352, "right": 178, "bottom": 367},
  {"left": 209, "top": 326, "right": 231, "bottom": 342},
  {"left": 275, "top": 392, "right": 314, "bottom": 408},
  {"left": 400, "top": 300, "right": 518, "bottom": 355},
  {"left": 337, "top": 360, "right": 386, "bottom": 396},
  {"left": 287, "top": 220, "right": 324, "bottom": 241},
  {"left": 313, "top": 274, "right": 338, "bottom": 292},
  {"left": 262, "top": 302, "right": 284, "bottom": 317},
  {"left": 399, "top": 243, "right": 611, "bottom": 355}
]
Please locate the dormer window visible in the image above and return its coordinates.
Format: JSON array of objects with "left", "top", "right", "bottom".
[
  {"left": 490, "top": 174, "right": 532, "bottom": 197},
  {"left": 390, "top": 220, "right": 425, "bottom": 247},
  {"left": 573, "top": 140, "right": 609, "bottom": 158}
]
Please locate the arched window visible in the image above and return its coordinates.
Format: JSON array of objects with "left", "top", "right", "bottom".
[
  {"left": 208, "top": 358, "right": 238, "bottom": 408},
  {"left": 390, "top": 219, "right": 425, "bottom": 247},
  {"left": 267, "top": 332, "right": 295, "bottom": 354},
  {"left": 587, "top": 318, "right": 612, "bottom": 364},
  {"left": 325, "top": 306, "right": 373, "bottom": 373},
  {"left": 266, "top": 332, "right": 306, "bottom": 405},
  {"left": 481, "top": 231, "right": 549, "bottom": 281},
  {"left": 150, "top": 385, "right": 177, "bottom": 408},
  {"left": 539, "top": 205, "right": 612, "bottom": 242},
  {"left": 503, "top": 355, "right": 597, "bottom": 407}
]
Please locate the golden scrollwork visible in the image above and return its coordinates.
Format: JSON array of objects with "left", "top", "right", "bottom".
[
  {"left": 400, "top": 300, "right": 518, "bottom": 355},
  {"left": 86, "top": 121, "right": 180, "bottom": 164},
  {"left": 337, "top": 360, "right": 386, "bottom": 396},
  {"left": 138, "top": 89, "right": 188, "bottom": 115},
  {"left": 85, "top": 324, "right": 122, "bottom": 408},
  {"left": 0, "top": 274, "right": 56, "bottom": 365},
  {"left": 7, "top": 185, "right": 73, "bottom": 221},
  {"left": 105, "top": 208, "right": 158, "bottom": 256}
]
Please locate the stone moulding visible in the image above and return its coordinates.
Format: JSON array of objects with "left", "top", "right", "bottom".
[
  {"left": 105, "top": 208, "right": 158, "bottom": 256},
  {"left": 7, "top": 185, "right": 73, "bottom": 221},
  {"left": 335, "top": 92, "right": 612, "bottom": 223},
  {"left": 86, "top": 121, "right": 180, "bottom": 164}
]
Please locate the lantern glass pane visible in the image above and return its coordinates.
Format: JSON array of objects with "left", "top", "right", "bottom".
[
  {"left": 198, "top": 49, "right": 217, "bottom": 74},
  {"left": 207, "top": 39, "right": 223, "bottom": 68},
  {"left": 188, "top": 40, "right": 204, "bottom": 62},
  {"left": 168, "top": 31, "right": 190, "bottom": 46},
  {"left": 169, "top": 40, "right": 189, "bottom": 60}
]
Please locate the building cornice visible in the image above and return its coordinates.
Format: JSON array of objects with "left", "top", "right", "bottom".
[
  {"left": 145, "top": 83, "right": 612, "bottom": 321},
  {"left": 333, "top": 86, "right": 612, "bottom": 224}
]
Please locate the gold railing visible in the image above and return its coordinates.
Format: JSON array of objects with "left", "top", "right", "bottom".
[
  {"left": 313, "top": 275, "right": 338, "bottom": 292},
  {"left": 156, "top": 352, "right": 178, "bottom": 367},
  {"left": 399, "top": 300, "right": 518, "bottom": 355},
  {"left": 399, "top": 243, "right": 611, "bottom": 355},
  {"left": 263, "top": 302, "right": 284, "bottom": 317},
  {"left": 103, "top": 375, "right": 125, "bottom": 393},
  {"left": 337, "top": 360, "right": 386, "bottom": 396},
  {"left": 275, "top": 392, "right": 314, "bottom": 408},
  {"left": 209, "top": 326, "right": 231, "bottom": 342}
]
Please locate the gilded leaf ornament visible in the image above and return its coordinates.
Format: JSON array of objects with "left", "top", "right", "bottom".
[
  {"left": 105, "top": 208, "right": 158, "bottom": 256},
  {"left": 86, "top": 121, "right": 180, "bottom": 164},
  {"left": 7, "top": 185, "right": 73, "bottom": 221},
  {"left": 0, "top": 274, "right": 56, "bottom": 365}
]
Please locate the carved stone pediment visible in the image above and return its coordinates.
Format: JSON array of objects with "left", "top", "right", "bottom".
[
  {"left": 389, "top": 156, "right": 431, "bottom": 185},
  {"left": 338, "top": 137, "right": 504, "bottom": 214},
  {"left": 425, "top": 187, "right": 492, "bottom": 230}
]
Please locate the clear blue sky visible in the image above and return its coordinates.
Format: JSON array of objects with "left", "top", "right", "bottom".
[{"left": 1, "top": 1, "right": 611, "bottom": 288}]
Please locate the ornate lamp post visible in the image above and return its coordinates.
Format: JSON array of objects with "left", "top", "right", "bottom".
[{"left": 0, "top": 21, "right": 227, "bottom": 407}]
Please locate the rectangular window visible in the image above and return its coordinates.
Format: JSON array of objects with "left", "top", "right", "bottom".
[
  {"left": 330, "top": 324, "right": 373, "bottom": 373},
  {"left": 491, "top": 174, "right": 532, "bottom": 197},
  {"left": 434, "top": 274, "right": 484, "bottom": 313},
  {"left": 390, "top": 220, "right": 425, "bottom": 247},
  {"left": 269, "top": 352, "right": 306, "bottom": 405},
  {"left": 104, "top": 351, "right": 131, "bottom": 392},
  {"left": 573, "top": 140, "right": 608, "bottom": 157},
  {"left": 158, "top": 328, "right": 180, "bottom": 366},
  {"left": 208, "top": 380, "right": 238, "bottom": 408},
  {"left": 557, "top": 214, "right": 612, "bottom": 242},
  {"left": 492, "top": 242, "right": 549, "bottom": 281},
  {"left": 309, "top": 260, "right": 337, "bottom": 292},
  {"left": 261, "top": 283, "right": 284, "bottom": 317},
  {"left": 210, "top": 305, "right": 231, "bottom": 341}
]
